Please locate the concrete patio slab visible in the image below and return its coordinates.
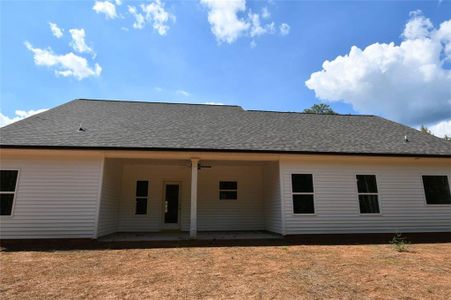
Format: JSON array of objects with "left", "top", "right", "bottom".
[{"left": 99, "top": 231, "right": 282, "bottom": 242}]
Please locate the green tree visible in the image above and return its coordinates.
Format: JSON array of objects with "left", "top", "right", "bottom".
[
  {"left": 420, "top": 126, "right": 450, "bottom": 141},
  {"left": 303, "top": 103, "right": 337, "bottom": 114},
  {"left": 420, "top": 125, "right": 433, "bottom": 135}
]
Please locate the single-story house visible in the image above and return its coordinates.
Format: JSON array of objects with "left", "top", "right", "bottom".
[{"left": 0, "top": 99, "right": 450, "bottom": 239}]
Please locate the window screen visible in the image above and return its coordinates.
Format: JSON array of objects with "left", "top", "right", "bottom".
[
  {"left": 0, "top": 170, "right": 18, "bottom": 216},
  {"left": 291, "top": 174, "right": 314, "bottom": 214},
  {"left": 356, "top": 175, "right": 380, "bottom": 214},
  {"left": 219, "top": 181, "right": 237, "bottom": 200},
  {"left": 422, "top": 176, "right": 451, "bottom": 205},
  {"left": 135, "top": 180, "right": 148, "bottom": 214}
]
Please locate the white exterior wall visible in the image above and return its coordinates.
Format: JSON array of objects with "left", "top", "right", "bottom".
[
  {"left": 280, "top": 158, "right": 451, "bottom": 234},
  {"left": 97, "top": 159, "right": 122, "bottom": 237},
  {"left": 197, "top": 165, "right": 264, "bottom": 231},
  {"left": 0, "top": 156, "right": 103, "bottom": 239},
  {"left": 118, "top": 162, "right": 266, "bottom": 232},
  {"left": 263, "top": 162, "right": 282, "bottom": 233},
  {"left": 5, "top": 149, "right": 449, "bottom": 239},
  {"left": 118, "top": 163, "right": 191, "bottom": 232}
]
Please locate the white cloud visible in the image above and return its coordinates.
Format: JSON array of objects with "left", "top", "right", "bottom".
[
  {"left": 141, "top": 0, "right": 173, "bottom": 36},
  {"left": 115, "top": 0, "right": 122, "bottom": 5},
  {"left": 93, "top": 1, "right": 118, "bottom": 19},
  {"left": 0, "top": 109, "right": 48, "bottom": 127},
  {"left": 429, "top": 119, "right": 451, "bottom": 138},
  {"left": 200, "top": 0, "right": 289, "bottom": 44},
  {"left": 402, "top": 10, "right": 433, "bottom": 40},
  {"left": 128, "top": 1, "right": 174, "bottom": 35},
  {"left": 203, "top": 102, "right": 224, "bottom": 105},
  {"left": 279, "top": 23, "right": 290, "bottom": 36},
  {"left": 25, "top": 41, "right": 102, "bottom": 80},
  {"left": 49, "top": 22, "right": 63, "bottom": 38},
  {"left": 200, "top": 0, "right": 250, "bottom": 43},
  {"left": 248, "top": 12, "right": 275, "bottom": 38},
  {"left": 249, "top": 13, "right": 264, "bottom": 37},
  {"left": 261, "top": 7, "right": 270, "bottom": 19},
  {"left": 69, "top": 28, "right": 95, "bottom": 56},
  {"left": 305, "top": 11, "right": 451, "bottom": 126},
  {"left": 436, "top": 20, "right": 451, "bottom": 62},
  {"left": 176, "top": 90, "right": 191, "bottom": 97},
  {"left": 128, "top": 6, "right": 145, "bottom": 29}
]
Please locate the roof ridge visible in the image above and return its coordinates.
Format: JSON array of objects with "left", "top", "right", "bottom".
[
  {"left": 245, "top": 109, "right": 375, "bottom": 117},
  {"left": 76, "top": 99, "right": 376, "bottom": 116},
  {"left": 75, "top": 98, "right": 243, "bottom": 108}
]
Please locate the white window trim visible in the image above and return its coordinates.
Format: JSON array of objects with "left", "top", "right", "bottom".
[
  {"left": 219, "top": 180, "right": 238, "bottom": 200},
  {"left": 355, "top": 174, "right": 382, "bottom": 215},
  {"left": 420, "top": 174, "right": 451, "bottom": 206},
  {"left": 135, "top": 179, "right": 149, "bottom": 216},
  {"left": 0, "top": 169, "right": 20, "bottom": 218},
  {"left": 291, "top": 173, "right": 316, "bottom": 215}
]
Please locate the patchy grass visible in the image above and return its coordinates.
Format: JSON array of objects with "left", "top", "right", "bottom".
[{"left": 1, "top": 243, "right": 450, "bottom": 299}]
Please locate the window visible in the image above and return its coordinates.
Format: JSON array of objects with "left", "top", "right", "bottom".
[
  {"left": 135, "top": 180, "right": 148, "bottom": 214},
  {"left": 356, "top": 175, "right": 380, "bottom": 214},
  {"left": 422, "top": 176, "right": 451, "bottom": 205},
  {"left": 291, "top": 174, "right": 314, "bottom": 214},
  {"left": 0, "top": 170, "right": 19, "bottom": 216},
  {"left": 219, "top": 181, "right": 237, "bottom": 200}
]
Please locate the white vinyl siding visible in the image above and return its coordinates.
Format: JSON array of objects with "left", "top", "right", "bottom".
[
  {"left": 118, "top": 163, "right": 191, "bottom": 232},
  {"left": 97, "top": 159, "right": 122, "bottom": 237},
  {"left": 118, "top": 162, "right": 266, "bottom": 232},
  {"left": 5, "top": 150, "right": 449, "bottom": 239},
  {"left": 280, "top": 158, "right": 451, "bottom": 234},
  {"left": 197, "top": 165, "right": 264, "bottom": 231},
  {"left": 263, "top": 162, "right": 282, "bottom": 233},
  {"left": 0, "top": 157, "right": 103, "bottom": 239}
]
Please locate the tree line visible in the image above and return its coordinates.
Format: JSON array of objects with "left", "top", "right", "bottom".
[{"left": 303, "top": 104, "right": 450, "bottom": 141}]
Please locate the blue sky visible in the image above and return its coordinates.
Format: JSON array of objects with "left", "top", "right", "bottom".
[{"left": 1, "top": 0, "right": 451, "bottom": 136}]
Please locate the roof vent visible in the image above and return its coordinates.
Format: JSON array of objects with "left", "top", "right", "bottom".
[
  {"left": 404, "top": 135, "right": 409, "bottom": 142},
  {"left": 78, "top": 124, "right": 86, "bottom": 132}
]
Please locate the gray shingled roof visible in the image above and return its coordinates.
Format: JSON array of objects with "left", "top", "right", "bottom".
[{"left": 1, "top": 99, "right": 450, "bottom": 157}]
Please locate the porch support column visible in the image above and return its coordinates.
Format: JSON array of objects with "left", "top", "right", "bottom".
[{"left": 190, "top": 158, "right": 199, "bottom": 238}]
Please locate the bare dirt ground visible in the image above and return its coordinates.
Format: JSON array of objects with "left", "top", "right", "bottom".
[{"left": 1, "top": 243, "right": 450, "bottom": 299}]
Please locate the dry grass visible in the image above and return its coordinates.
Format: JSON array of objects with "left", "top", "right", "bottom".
[{"left": 1, "top": 243, "right": 451, "bottom": 299}]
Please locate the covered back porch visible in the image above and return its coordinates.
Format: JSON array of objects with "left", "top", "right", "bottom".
[{"left": 96, "top": 152, "right": 282, "bottom": 239}]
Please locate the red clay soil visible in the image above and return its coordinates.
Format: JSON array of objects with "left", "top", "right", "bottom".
[{"left": 1, "top": 243, "right": 450, "bottom": 299}]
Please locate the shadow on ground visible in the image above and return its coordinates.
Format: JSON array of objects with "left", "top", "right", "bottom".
[{"left": 1, "top": 232, "right": 450, "bottom": 252}]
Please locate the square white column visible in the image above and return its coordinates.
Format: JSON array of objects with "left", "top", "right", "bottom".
[{"left": 190, "top": 158, "right": 199, "bottom": 238}]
